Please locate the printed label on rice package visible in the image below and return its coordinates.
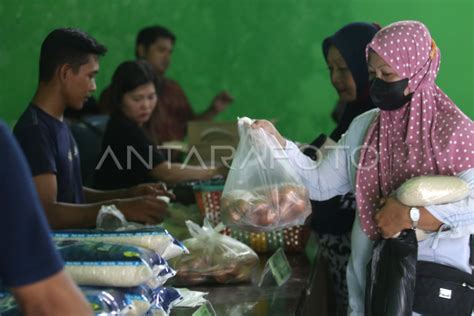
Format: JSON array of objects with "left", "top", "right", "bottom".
[
  {"left": 268, "top": 247, "right": 291, "bottom": 286},
  {"left": 192, "top": 302, "right": 216, "bottom": 316}
]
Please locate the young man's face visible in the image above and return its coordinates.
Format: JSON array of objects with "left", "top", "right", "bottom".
[
  {"left": 141, "top": 37, "right": 173, "bottom": 75},
  {"left": 63, "top": 55, "right": 99, "bottom": 110}
]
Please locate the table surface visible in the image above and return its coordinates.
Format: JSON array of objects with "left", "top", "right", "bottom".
[{"left": 171, "top": 253, "right": 311, "bottom": 316}]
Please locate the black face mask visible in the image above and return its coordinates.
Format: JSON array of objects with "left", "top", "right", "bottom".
[{"left": 369, "top": 78, "right": 413, "bottom": 111}]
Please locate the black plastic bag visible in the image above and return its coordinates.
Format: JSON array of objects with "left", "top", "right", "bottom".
[{"left": 365, "top": 229, "right": 418, "bottom": 316}]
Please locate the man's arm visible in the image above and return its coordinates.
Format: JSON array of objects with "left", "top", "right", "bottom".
[
  {"left": 150, "top": 162, "right": 225, "bottom": 186},
  {"left": 83, "top": 186, "right": 130, "bottom": 203},
  {"left": 82, "top": 183, "right": 170, "bottom": 204},
  {"left": 34, "top": 173, "right": 170, "bottom": 229},
  {"left": 11, "top": 270, "right": 92, "bottom": 316},
  {"left": 34, "top": 174, "right": 101, "bottom": 228},
  {"left": 194, "top": 91, "right": 234, "bottom": 120}
]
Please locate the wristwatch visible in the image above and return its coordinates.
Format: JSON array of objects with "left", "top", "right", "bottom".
[{"left": 409, "top": 207, "right": 421, "bottom": 229}]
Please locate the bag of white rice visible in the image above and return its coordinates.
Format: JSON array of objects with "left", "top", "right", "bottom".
[
  {"left": 81, "top": 288, "right": 134, "bottom": 315},
  {"left": 57, "top": 240, "right": 175, "bottom": 287},
  {"left": 394, "top": 175, "right": 470, "bottom": 241},
  {"left": 53, "top": 226, "right": 188, "bottom": 260},
  {"left": 147, "top": 287, "right": 184, "bottom": 316},
  {"left": 396, "top": 175, "right": 470, "bottom": 206},
  {"left": 83, "top": 285, "right": 155, "bottom": 316},
  {"left": 0, "top": 292, "right": 18, "bottom": 316}
]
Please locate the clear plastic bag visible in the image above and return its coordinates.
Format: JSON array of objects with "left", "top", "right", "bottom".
[
  {"left": 147, "top": 287, "right": 185, "bottom": 315},
  {"left": 396, "top": 175, "right": 470, "bottom": 206},
  {"left": 170, "top": 219, "right": 259, "bottom": 285},
  {"left": 393, "top": 175, "right": 470, "bottom": 240},
  {"left": 221, "top": 117, "right": 311, "bottom": 232},
  {"left": 96, "top": 205, "right": 128, "bottom": 230}
]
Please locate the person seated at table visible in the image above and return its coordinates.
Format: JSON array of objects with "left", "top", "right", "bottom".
[
  {"left": 99, "top": 25, "right": 234, "bottom": 160},
  {"left": 0, "top": 121, "right": 92, "bottom": 316},
  {"left": 14, "top": 28, "right": 170, "bottom": 230},
  {"left": 94, "top": 60, "right": 227, "bottom": 190}
]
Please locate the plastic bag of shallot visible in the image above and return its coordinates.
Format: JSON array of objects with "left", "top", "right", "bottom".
[{"left": 221, "top": 117, "right": 311, "bottom": 232}]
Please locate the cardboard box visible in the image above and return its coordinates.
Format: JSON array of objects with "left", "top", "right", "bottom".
[{"left": 185, "top": 120, "right": 239, "bottom": 167}]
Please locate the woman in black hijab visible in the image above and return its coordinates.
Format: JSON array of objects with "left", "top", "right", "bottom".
[{"left": 304, "top": 22, "right": 380, "bottom": 315}]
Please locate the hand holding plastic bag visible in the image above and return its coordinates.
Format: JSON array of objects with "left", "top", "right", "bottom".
[
  {"left": 221, "top": 117, "right": 311, "bottom": 232},
  {"left": 366, "top": 175, "right": 470, "bottom": 315}
]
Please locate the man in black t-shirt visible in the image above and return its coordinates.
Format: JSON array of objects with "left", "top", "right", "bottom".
[
  {"left": 14, "top": 28, "right": 170, "bottom": 230},
  {"left": 15, "top": 104, "right": 86, "bottom": 204},
  {"left": 0, "top": 121, "right": 92, "bottom": 315}
]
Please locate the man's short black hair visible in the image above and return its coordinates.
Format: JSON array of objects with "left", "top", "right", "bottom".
[
  {"left": 135, "top": 25, "right": 176, "bottom": 57},
  {"left": 39, "top": 28, "right": 107, "bottom": 82}
]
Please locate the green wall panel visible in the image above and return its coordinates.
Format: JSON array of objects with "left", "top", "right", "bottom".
[{"left": 0, "top": 0, "right": 471, "bottom": 143}]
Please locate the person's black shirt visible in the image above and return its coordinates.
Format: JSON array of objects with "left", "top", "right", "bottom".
[
  {"left": 0, "top": 121, "right": 63, "bottom": 287},
  {"left": 13, "top": 104, "right": 85, "bottom": 204},
  {"left": 94, "top": 112, "right": 165, "bottom": 190}
]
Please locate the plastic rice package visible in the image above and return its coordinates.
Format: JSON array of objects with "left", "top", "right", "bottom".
[
  {"left": 147, "top": 306, "right": 167, "bottom": 316},
  {"left": 56, "top": 240, "right": 175, "bottom": 287},
  {"left": 221, "top": 117, "right": 311, "bottom": 232},
  {"left": 397, "top": 175, "right": 470, "bottom": 206},
  {"left": 170, "top": 220, "right": 259, "bottom": 286},
  {"left": 147, "top": 287, "right": 184, "bottom": 315},
  {"left": 172, "top": 288, "right": 208, "bottom": 308},
  {"left": 0, "top": 292, "right": 19, "bottom": 316},
  {"left": 114, "top": 286, "right": 185, "bottom": 316},
  {"left": 123, "top": 285, "right": 155, "bottom": 316},
  {"left": 395, "top": 175, "right": 470, "bottom": 240},
  {"left": 83, "top": 285, "right": 154, "bottom": 316},
  {"left": 1, "top": 289, "right": 134, "bottom": 316},
  {"left": 82, "top": 288, "right": 133, "bottom": 315},
  {"left": 53, "top": 226, "right": 188, "bottom": 260},
  {"left": 147, "top": 287, "right": 211, "bottom": 316},
  {"left": 83, "top": 285, "right": 183, "bottom": 316}
]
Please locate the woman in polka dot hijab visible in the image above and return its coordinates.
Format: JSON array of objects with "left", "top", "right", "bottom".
[{"left": 356, "top": 20, "right": 474, "bottom": 240}]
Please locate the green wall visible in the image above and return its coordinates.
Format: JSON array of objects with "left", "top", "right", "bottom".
[{"left": 0, "top": 0, "right": 472, "bottom": 143}]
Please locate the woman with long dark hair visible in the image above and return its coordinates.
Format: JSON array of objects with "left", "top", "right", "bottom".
[{"left": 94, "top": 60, "right": 225, "bottom": 190}]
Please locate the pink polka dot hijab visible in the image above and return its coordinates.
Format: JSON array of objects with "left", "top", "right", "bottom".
[{"left": 355, "top": 21, "right": 474, "bottom": 240}]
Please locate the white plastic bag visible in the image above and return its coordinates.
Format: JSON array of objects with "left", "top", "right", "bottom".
[
  {"left": 170, "top": 219, "right": 259, "bottom": 285},
  {"left": 221, "top": 117, "right": 311, "bottom": 232},
  {"left": 397, "top": 175, "right": 470, "bottom": 206},
  {"left": 394, "top": 175, "right": 470, "bottom": 241},
  {"left": 96, "top": 204, "right": 128, "bottom": 230}
]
